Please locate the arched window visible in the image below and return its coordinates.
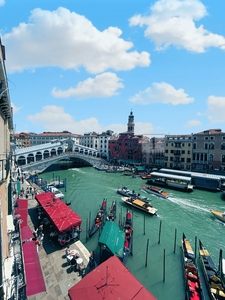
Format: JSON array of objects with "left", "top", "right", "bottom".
[{"left": 209, "top": 154, "right": 213, "bottom": 162}]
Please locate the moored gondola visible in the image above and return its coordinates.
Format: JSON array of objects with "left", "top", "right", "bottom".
[
  {"left": 122, "top": 210, "right": 132, "bottom": 264},
  {"left": 199, "top": 240, "right": 225, "bottom": 299},
  {"left": 88, "top": 199, "right": 107, "bottom": 237},
  {"left": 181, "top": 233, "right": 205, "bottom": 300},
  {"left": 106, "top": 201, "right": 117, "bottom": 221}
]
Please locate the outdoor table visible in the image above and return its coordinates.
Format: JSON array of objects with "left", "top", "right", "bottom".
[
  {"left": 76, "top": 257, "right": 83, "bottom": 267},
  {"left": 70, "top": 250, "right": 80, "bottom": 257}
]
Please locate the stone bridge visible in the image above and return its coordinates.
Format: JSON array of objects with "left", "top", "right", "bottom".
[{"left": 14, "top": 139, "right": 109, "bottom": 173}]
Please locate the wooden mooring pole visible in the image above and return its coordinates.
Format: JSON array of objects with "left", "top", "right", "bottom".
[
  {"left": 158, "top": 220, "right": 162, "bottom": 244},
  {"left": 145, "top": 238, "right": 149, "bottom": 267},
  {"left": 143, "top": 214, "right": 146, "bottom": 235},
  {"left": 173, "top": 228, "right": 177, "bottom": 253},
  {"left": 86, "top": 218, "right": 88, "bottom": 240},
  {"left": 163, "top": 249, "right": 166, "bottom": 282}
]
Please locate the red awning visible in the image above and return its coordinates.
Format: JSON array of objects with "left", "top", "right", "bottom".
[
  {"left": 15, "top": 199, "right": 46, "bottom": 296},
  {"left": 35, "top": 192, "right": 82, "bottom": 233},
  {"left": 15, "top": 198, "right": 28, "bottom": 227},
  {"left": 68, "top": 256, "right": 157, "bottom": 300}
]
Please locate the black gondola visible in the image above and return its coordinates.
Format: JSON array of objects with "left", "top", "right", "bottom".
[
  {"left": 88, "top": 199, "right": 107, "bottom": 237},
  {"left": 122, "top": 210, "right": 132, "bottom": 264},
  {"left": 181, "top": 233, "right": 205, "bottom": 300},
  {"left": 199, "top": 240, "right": 225, "bottom": 299},
  {"left": 106, "top": 201, "right": 117, "bottom": 221}
]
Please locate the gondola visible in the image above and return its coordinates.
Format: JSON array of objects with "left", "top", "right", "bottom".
[
  {"left": 181, "top": 233, "right": 205, "bottom": 300},
  {"left": 106, "top": 201, "right": 117, "bottom": 221},
  {"left": 122, "top": 210, "right": 132, "bottom": 264},
  {"left": 199, "top": 240, "right": 225, "bottom": 299},
  {"left": 88, "top": 199, "right": 107, "bottom": 237}
]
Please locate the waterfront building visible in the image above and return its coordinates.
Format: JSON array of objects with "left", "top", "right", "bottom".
[
  {"left": 14, "top": 131, "right": 80, "bottom": 148},
  {"left": 0, "top": 37, "right": 15, "bottom": 299},
  {"left": 192, "top": 129, "right": 225, "bottom": 172},
  {"left": 78, "top": 130, "right": 113, "bottom": 160},
  {"left": 108, "top": 111, "right": 143, "bottom": 165},
  {"left": 141, "top": 136, "right": 165, "bottom": 168},
  {"left": 164, "top": 134, "right": 193, "bottom": 170},
  {"left": 14, "top": 131, "right": 31, "bottom": 148}
]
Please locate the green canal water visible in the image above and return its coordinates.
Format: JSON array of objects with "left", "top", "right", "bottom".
[{"left": 40, "top": 166, "right": 225, "bottom": 300}]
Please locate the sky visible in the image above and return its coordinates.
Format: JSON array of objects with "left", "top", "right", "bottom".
[{"left": 1, "top": 0, "right": 225, "bottom": 136}]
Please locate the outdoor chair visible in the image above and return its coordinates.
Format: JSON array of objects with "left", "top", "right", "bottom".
[{"left": 70, "top": 258, "right": 77, "bottom": 272}]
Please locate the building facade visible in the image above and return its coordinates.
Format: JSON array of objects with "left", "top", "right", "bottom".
[
  {"left": 108, "top": 111, "right": 143, "bottom": 164},
  {"left": 164, "top": 134, "right": 193, "bottom": 170},
  {"left": 192, "top": 129, "right": 225, "bottom": 172},
  {"left": 0, "top": 37, "right": 14, "bottom": 300},
  {"left": 14, "top": 131, "right": 80, "bottom": 148},
  {"left": 78, "top": 130, "right": 113, "bottom": 159},
  {"left": 141, "top": 137, "right": 165, "bottom": 167}
]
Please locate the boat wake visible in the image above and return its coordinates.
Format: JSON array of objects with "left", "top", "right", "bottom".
[
  {"left": 69, "top": 168, "right": 86, "bottom": 174},
  {"left": 168, "top": 196, "right": 209, "bottom": 213}
]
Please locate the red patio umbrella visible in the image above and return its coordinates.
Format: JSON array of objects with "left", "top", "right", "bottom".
[{"left": 68, "top": 256, "right": 157, "bottom": 300}]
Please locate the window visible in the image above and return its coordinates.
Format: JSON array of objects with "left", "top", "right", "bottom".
[
  {"left": 209, "top": 143, "right": 214, "bottom": 150},
  {"left": 204, "top": 143, "right": 208, "bottom": 150},
  {"left": 182, "top": 150, "right": 185, "bottom": 154},
  {"left": 221, "top": 143, "right": 225, "bottom": 150},
  {"left": 204, "top": 137, "right": 209, "bottom": 140},
  {"left": 193, "top": 143, "right": 196, "bottom": 149},
  {"left": 222, "top": 155, "right": 225, "bottom": 163}
]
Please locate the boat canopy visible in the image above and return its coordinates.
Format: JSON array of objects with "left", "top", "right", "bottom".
[
  {"left": 151, "top": 172, "right": 192, "bottom": 182},
  {"left": 98, "top": 221, "right": 125, "bottom": 259}
]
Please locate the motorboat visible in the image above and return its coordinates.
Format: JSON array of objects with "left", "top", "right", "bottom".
[
  {"left": 210, "top": 209, "right": 225, "bottom": 223},
  {"left": 121, "top": 197, "right": 157, "bottom": 216},
  {"left": 141, "top": 185, "right": 169, "bottom": 199}
]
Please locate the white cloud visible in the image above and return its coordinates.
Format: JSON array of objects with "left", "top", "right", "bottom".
[
  {"left": 11, "top": 102, "right": 22, "bottom": 114},
  {"left": 27, "top": 105, "right": 103, "bottom": 134},
  {"left": 3, "top": 7, "right": 150, "bottom": 74},
  {"left": 129, "top": 0, "right": 225, "bottom": 53},
  {"left": 207, "top": 96, "right": 225, "bottom": 123},
  {"left": 26, "top": 105, "right": 156, "bottom": 135},
  {"left": 185, "top": 119, "right": 201, "bottom": 127},
  {"left": 0, "top": 0, "right": 5, "bottom": 6},
  {"left": 130, "top": 82, "right": 194, "bottom": 105},
  {"left": 51, "top": 72, "right": 124, "bottom": 99}
]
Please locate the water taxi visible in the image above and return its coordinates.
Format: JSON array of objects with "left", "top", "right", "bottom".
[
  {"left": 121, "top": 197, "right": 157, "bottom": 216},
  {"left": 210, "top": 210, "right": 225, "bottom": 223},
  {"left": 141, "top": 185, "right": 169, "bottom": 199}
]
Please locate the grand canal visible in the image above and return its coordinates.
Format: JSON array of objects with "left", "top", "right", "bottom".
[{"left": 39, "top": 166, "right": 225, "bottom": 300}]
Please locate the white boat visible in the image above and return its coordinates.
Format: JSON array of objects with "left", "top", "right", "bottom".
[
  {"left": 49, "top": 187, "right": 64, "bottom": 199},
  {"left": 121, "top": 196, "right": 157, "bottom": 216},
  {"left": 210, "top": 209, "right": 225, "bottom": 223}
]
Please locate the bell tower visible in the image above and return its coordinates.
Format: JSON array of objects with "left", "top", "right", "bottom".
[{"left": 127, "top": 111, "right": 134, "bottom": 134}]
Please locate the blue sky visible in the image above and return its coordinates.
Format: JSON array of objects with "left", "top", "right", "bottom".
[{"left": 1, "top": 0, "right": 225, "bottom": 136}]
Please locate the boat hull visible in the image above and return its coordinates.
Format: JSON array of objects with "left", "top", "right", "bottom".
[
  {"left": 210, "top": 210, "right": 225, "bottom": 223},
  {"left": 181, "top": 234, "right": 205, "bottom": 300},
  {"left": 121, "top": 197, "right": 157, "bottom": 216},
  {"left": 199, "top": 240, "right": 225, "bottom": 299},
  {"left": 141, "top": 185, "right": 169, "bottom": 199}
]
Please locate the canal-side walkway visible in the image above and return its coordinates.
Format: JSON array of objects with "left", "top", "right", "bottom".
[{"left": 22, "top": 181, "right": 90, "bottom": 300}]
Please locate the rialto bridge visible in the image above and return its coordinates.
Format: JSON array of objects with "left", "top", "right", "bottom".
[{"left": 14, "top": 139, "right": 108, "bottom": 173}]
